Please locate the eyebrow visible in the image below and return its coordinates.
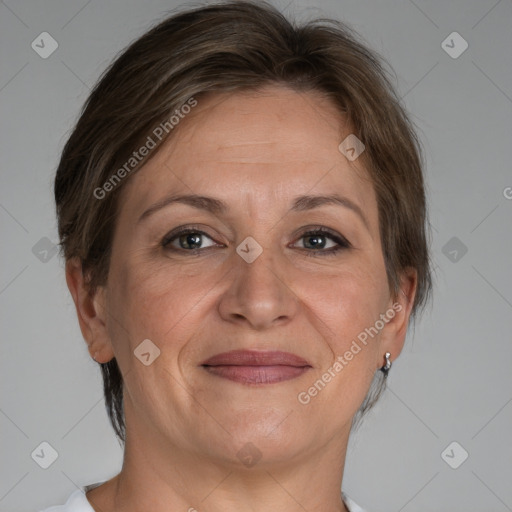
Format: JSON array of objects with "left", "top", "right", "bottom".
[{"left": 138, "top": 193, "right": 370, "bottom": 231}]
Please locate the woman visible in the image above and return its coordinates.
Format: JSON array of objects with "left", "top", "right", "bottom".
[{"left": 43, "top": 1, "right": 433, "bottom": 510}]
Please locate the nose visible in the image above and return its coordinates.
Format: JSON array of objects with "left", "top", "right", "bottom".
[{"left": 217, "top": 245, "right": 299, "bottom": 330}]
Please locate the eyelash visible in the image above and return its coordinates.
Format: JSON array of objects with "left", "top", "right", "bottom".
[{"left": 161, "top": 225, "right": 351, "bottom": 257}]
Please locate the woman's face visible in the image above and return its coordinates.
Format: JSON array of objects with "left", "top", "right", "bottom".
[{"left": 94, "top": 84, "right": 414, "bottom": 466}]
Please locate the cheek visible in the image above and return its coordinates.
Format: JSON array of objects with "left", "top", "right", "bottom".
[
  {"left": 297, "top": 274, "right": 384, "bottom": 414},
  {"left": 106, "top": 256, "right": 215, "bottom": 353},
  {"left": 298, "top": 265, "right": 387, "bottom": 349},
  {"left": 106, "top": 238, "right": 389, "bottom": 365}
]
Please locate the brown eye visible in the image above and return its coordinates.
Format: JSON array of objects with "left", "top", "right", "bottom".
[
  {"left": 291, "top": 228, "right": 351, "bottom": 257},
  {"left": 162, "top": 229, "right": 218, "bottom": 251}
]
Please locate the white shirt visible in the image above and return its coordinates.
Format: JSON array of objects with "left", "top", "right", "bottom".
[{"left": 39, "top": 486, "right": 367, "bottom": 512}]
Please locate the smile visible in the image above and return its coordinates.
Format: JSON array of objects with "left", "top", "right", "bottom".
[
  {"left": 201, "top": 350, "right": 312, "bottom": 385},
  {"left": 202, "top": 364, "right": 311, "bottom": 384}
]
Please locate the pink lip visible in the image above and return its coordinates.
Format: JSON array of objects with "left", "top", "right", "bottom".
[{"left": 201, "top": 350, "right": 312, "bottom": 385}]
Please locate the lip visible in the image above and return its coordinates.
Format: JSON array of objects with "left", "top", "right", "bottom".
[
  {"left": 201, "top": 350, "right": 312, "bottom": 385},
  {"left": 201, "top": 349, "right": 311, "bottom": 367}
]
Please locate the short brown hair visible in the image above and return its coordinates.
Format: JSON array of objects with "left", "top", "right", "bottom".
[{"left": 55, "top": 0, "right": 433, "bottom": 445}]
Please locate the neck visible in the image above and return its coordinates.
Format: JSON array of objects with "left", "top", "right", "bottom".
[{"left": 87, "top": 400, "right": 352, "bottom": 512}]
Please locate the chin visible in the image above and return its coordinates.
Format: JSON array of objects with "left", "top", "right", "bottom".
[{"left": 204, "top": 412, "right": 313, "bottom": 467}]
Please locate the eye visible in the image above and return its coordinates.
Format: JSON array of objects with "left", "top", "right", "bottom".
[
  {"left": 162, "top": 227, "right": 220, "bottom": 252},
  {"left": 161, "top": 225, "right": 350, "bottom": 256},
  {"left": 291, "top": 227, "right": 351, "bottom": 256}
]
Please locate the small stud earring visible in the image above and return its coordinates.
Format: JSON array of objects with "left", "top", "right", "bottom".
[{"left": 380, "top": 352, "right": 392, "bottom": 376}]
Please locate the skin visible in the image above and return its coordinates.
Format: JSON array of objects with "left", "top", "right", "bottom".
[{"left": 66, "top": 84, "right": 417, "bottom": 512}]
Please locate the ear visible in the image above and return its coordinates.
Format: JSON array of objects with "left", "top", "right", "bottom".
[
  {"left": 377, "top": 267, "right": 418, "bottom": 370},
  {"left": 65, "top": 257, "right": 115, "bottom": 363}
]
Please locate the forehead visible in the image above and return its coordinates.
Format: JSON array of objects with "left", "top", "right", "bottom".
[
  {"left": 119, "top": 85, "right": 376, "bottom": 225},
  {"left": 160, "top": 85, "right": 353, "bottom": 166}
]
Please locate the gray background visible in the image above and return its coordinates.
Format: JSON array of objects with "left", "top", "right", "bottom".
[{"left": 0, "top": 0, "right": 511, "bottom": 511}]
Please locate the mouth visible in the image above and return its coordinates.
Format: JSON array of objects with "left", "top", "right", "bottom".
[{"left": 200, "top": 350, "right": 312, "bottom": 385}]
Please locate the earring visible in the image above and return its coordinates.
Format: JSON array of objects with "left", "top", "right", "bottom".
[{"left": 380, "top": 352, "right": 392, "bottom": 376}]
